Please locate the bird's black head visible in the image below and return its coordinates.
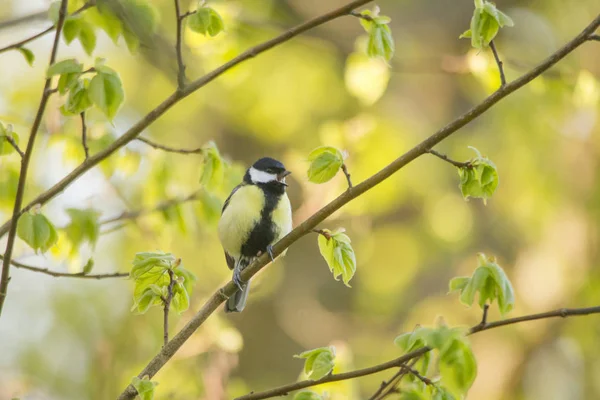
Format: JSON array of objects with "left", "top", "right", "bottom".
[{"left": 244, "top": 157, "right": 291, "bottom": 193}]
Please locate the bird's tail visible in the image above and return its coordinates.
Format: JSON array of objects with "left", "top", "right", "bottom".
[{"left": 225, "top": 257, "right": 252, "bottom": 313}]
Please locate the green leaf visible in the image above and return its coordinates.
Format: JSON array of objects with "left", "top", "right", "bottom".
[
  {"left": 130, "top": 252, "right": 196, "bottom": 315},
  {"left": 17, "top": 47, "right": 35, "bottom": 66},
  {"left": 433, "top": 386, "right": 457, "bottom": 400},
  {"left": 439, "top": 338, "right": 477, "bottom": 395},
  {"left": 47, "top": 59, "right": 83, "bottom": 77},
  {"left": 17, "top": 211, "right": 59, "bottom": 253},
  {"left": 199, "top": 142, "right": 224, "bottom": 190},
  {"left": 188, "top": 7, "right": 224, "bottom": 37},
  {"left": 449, "top": 253, "right": 515, "bottom": 316},
  {"left": 48, "top": 1, "right": 61, "bottom": 24},
  {"left": 359, "top": 7, "right": 395, "bottom": 61},
  {"left": 63, "top": 18, "right": 81, "bottom": 44},
  {"left": 61, "top": 79, "right": 92, "bottom": 116},
  {"left": 293, "top": 392, "right": 323, "bottom": 400},
  {"left": 88, "top": 71, "right": 125, "bottom": 120},
  {"left": 462, "top": 1, "right": 513, "bottom": 48},
  {"left": 87, "top": 6, "right": 122, "bottom": 43},
  {"left": 317, "top": 229, "right": 357, "bottom": 286},
  {"left": 131, "top": 376, "right": 158, "bottom": 400},
  {"left": 57, "top": 72, "right": 81, "bottom": 95},
  {"left": 77, "top": 21, "right": 97, "bottom": 56},
  {"left": 83, "top": 258, "right": 94, "bottom": 274},
  {"left": 64, "top": 208, "right": 101, "bottom": 253},
  {"left": 0, "top": 123, "right": 19, "bottom": 156},
  {"left": 307, "top": 146, "right": 344, "bottom": 183},
  {"left": 294, "top": 346, "right": 336, "bottom": 380},
  {"left": 457, "top": 147, "right": 499, "bottom": 203}
]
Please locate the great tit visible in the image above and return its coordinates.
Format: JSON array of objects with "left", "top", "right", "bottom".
[{"left": 218, "top": 157, "right": 292, "bottom": 313}]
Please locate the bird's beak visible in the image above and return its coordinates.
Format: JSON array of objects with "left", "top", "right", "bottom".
[{"left": 277, "top": 170, "right": 291, "bottom": 185}]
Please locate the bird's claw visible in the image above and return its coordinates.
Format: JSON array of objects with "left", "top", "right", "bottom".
[
  {"left": 266, "top": 245, "right": 275, "bottom": 263},
  {"left": 232, "top": 268, "right": 244, "bottom": 292}
]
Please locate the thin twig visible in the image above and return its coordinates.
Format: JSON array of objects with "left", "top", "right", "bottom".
[
  {"left": 4, "top": 135, "right": 24, "bottom": 158},
  {"left": 173, "top": 0, "right": 187, "bottom": 89},
  {"left": 427, "top": 149, "right": 471, "bottom": 168},
  {"left": 589, "top": 34, "right": 600, "bottom": 41},
  {"left": 101, "top": 191, "right": 201, "bottom": 225},
  {"left": 489, "top": 40, "right": 507, "bottom": 86},
  {"left": 349, "top": 10, "right": 373, "bottom": 21},
  {"left": 80, "top": 112, "right": 89, "bottom": 159},
  {"left": 0, "top": 0, "right": 69, "bottom": 317},
  {"left": 0, "top": 255, "right": 128, "bottom": 279},
  {"left": 400, "top": 364, "right": 433, "bottom": 386},
  {"left": 370, "top": 358, "right": 419, "bottom": 400},
  {"left": 236, "top": 305, "right": 600, "bottom": 400},
  {"left": 341, "top": 163, "right": 353, "bottom": 188},
  {"left": 180, "top": 10, "right": 196, "bottom": 20},
  {"left": 114, "top": 14, "right": 600, "bottom": 399},
  {"left": 163, "top": 268, "right": 176, "bottom": 347},
  {"left": 311, "top": 229, "right": 332, "bottom": 239},
  {"left": 0, "top": 1, "right": 95, "bottom": 55},
  {"left": 136, "top": 136, "right": 203, "bottom": 154}
]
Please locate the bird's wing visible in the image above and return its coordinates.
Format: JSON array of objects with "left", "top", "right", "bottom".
[
  {"left": 222, "top": 183, "right": 244, "bottom": 214},
  {"left": 222, "top": 184, "right": 244, "bottom": 270},
  {"left": 224, "top": 251, "right": 236, "bottom": 270}
]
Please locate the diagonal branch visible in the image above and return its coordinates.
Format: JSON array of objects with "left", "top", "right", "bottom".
[
  {"left": 115, "top": 13, "right": 600, "bottom": 400},
  {"left": 236, "top": 305, "right": 600, "bottom": 400},
  {"left": 0, "top": 0, "right": 69, "bottom": 317},
  {"left": 0, "top": 1, "right": 95, "bottom": 55},
  {"left": 0, "top": 0, "right": 377, "bottom": 240},
  {"left": 427, "top": 149, "right": 471, "bottom": 168}
]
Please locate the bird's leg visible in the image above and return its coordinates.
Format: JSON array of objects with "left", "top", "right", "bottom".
[
  {"left": 232, "top": 261, "right": 244, "bottom": 292},
  {"left": 266, "top": 245, "right": 275, "bottom": 263}
]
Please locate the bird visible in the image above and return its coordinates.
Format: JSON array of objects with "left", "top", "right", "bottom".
[{"left": 218, "top": 157, "right": 292, "bottom": 313}]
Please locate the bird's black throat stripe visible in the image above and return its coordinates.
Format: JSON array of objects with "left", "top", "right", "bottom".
[{"left": 240, "top": 182, "right": 284, "bottom": 258}]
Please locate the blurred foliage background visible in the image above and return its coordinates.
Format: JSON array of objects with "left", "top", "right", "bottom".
[{"left": 0, "top": 0, "right": 599, "bottom": 399}]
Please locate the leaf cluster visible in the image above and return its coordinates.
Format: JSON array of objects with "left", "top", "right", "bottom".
[
  {"left": 457, "top": 147, "right": 499, "bottom": 203},
  {"left": 188, "top": 4, "right": 225, "bottom": 37},
  {"left": 358, "top": 6, "right": 395, "bottom": 61},
  {"left": 460, "top": 0, "right": 514, "bottom": 49},
  {"left": 395, "top": 325, "right": 476, "bottom": 397},
  {"left": 47, "top": 58, "right": 125, "bottom": 121},
  {"left": 317, "top": 228, "right": 357, "bottom": 287},
  {"left": 449, "top": 253, "right": 515, "bottom": 315},
  {"left": 130, "top": 251, "right": 196, "bottom": 314},
  {"left": 294, "top": 346, "right": 336, "bottom": 380}
]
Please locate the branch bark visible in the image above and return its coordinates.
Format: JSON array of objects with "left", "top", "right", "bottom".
[
  {"left": 116, "top": 13, "right": 600, "bottom": 400},
  {"left": 173, "top": 0, "right": 187, "bottom": 89},
  {"left": 489, "top": 40, "right": 506, "bottom": 86},
  {"left": 237, "top": 305, "right": 600, "bottom": 400},
  {"left": 0, "top": 1, "right": 95, "bottom": 55},
  {"left": 427, "top": 149, "right": 472, "bottom": 168},
  {"left": 163, "top": 269, "right": 176, "bottom": 346},
  {"left": 0, "top": 0, "right": 69, "bottom": 316},
  {"left": 0, "top": 0, "right": 378, "bottom": 243},
  {"left": 136, "top": 136, "right": 203, "bottom": 154},
  {"left": 0, "top": 255, "right": 129, "bottom": 279}
]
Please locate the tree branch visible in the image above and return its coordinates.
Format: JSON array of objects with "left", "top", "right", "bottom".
[
  {"left": 236, "top": 305, "right": 600, "bottom": 400},
  {"left": 0, "top": 10, "right": 47, "bottom": 31},
  {"left": 0, "top": 0, "right": 69, "bottom": 317},
  {"left": 341, "top": 163, "right": 353, "bottom": 188},
  {"left": 173, "top": 0, "right": 187, "bottom": 89},
  {"left": 489, "top": 40, "right": 506, "bottom": 86},
  {"left": 0, "top": 0, "right": 378, "bottom": 241},
  {"left": 427, "top": 149, "right": 472, "bottom": 169},
  {"left": 100, "top": 191, "right": 201, "bottom": 225},
  {"left": 80, "top": 112, "right": 89, "bottom": 159},
  {"left": 163, "top": 268, "right": 176, "bottom": 346},
  {"left": 0, "top": 254, "right": 128, "bottom": 279},
  {"left": 116, "top": 14, "right": 600, "bottom": 399},
  {"left": 136, "top": 136, "right": 203, "bottom": 154},
  {"left": 0, "top": 1, "right": 95, "bottom": 55},
  {"left": 589, "top": 34, "right": 600, "bottom": 41},
  {"left": 4, "top": 134, "right": 24, "bottom": 158}
]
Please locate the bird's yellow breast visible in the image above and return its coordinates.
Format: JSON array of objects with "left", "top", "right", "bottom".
[
  {"left": 218, "top": 185, "right": 265, "bottom": 258},
  {"left": 272, "top": 193, "right": 292, "bottom": 244}
]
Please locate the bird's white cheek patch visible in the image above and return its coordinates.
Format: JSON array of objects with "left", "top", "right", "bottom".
[{"left": 249, "top": 167, "right": 277, "bottom": 183}]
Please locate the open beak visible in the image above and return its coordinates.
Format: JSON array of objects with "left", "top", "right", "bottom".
[{"left": 277, "top": 170, "right": 291, "bottom": 185}]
